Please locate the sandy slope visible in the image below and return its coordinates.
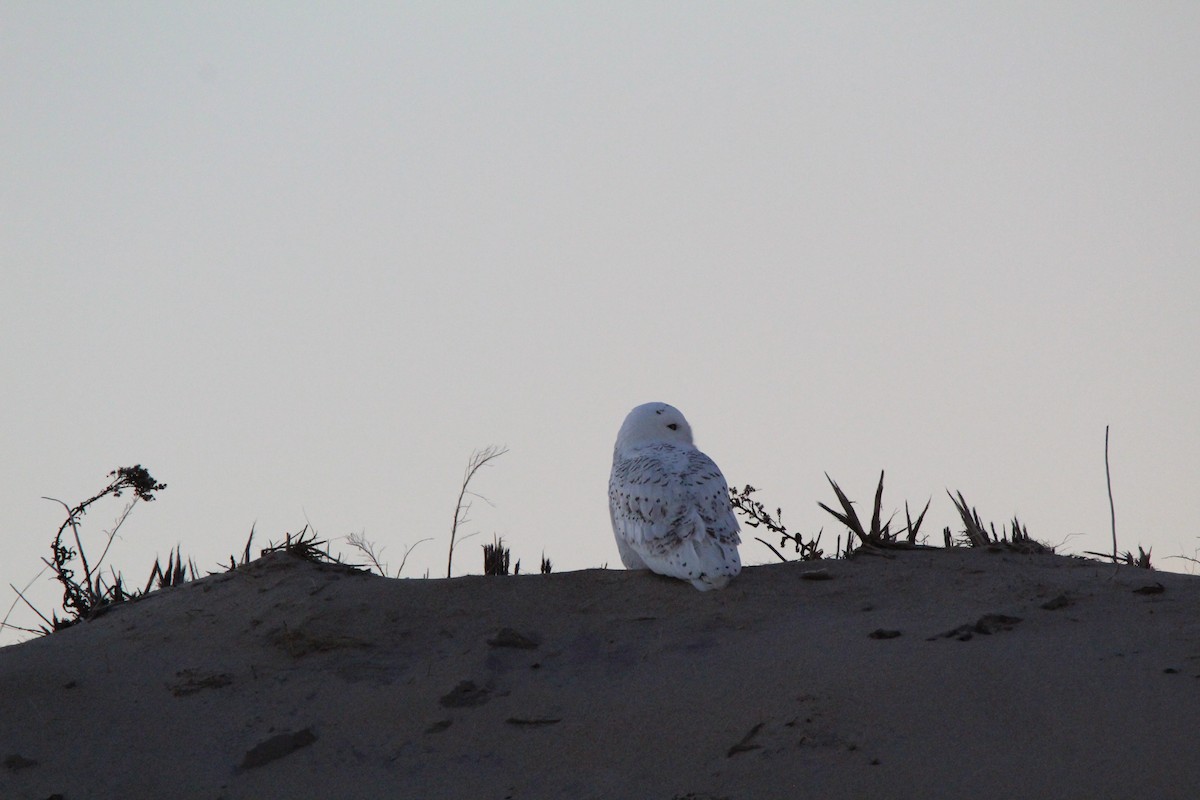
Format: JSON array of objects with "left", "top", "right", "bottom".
[{"left": 2, "top": 547, "right": 1198, "bottom": 799}]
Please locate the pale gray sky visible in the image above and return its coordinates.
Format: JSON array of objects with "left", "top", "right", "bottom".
[{"left": 3, "top": 3, "right": 1198, "bottom": 641}]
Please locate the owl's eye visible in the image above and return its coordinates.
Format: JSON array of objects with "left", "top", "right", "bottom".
[{"left": 667, "top": 423, "right": 679, "bottom": 430}]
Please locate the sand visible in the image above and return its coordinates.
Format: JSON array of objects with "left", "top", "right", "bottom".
[{"left": 2, "top": 546, "right": 1198, "bottom": 799}]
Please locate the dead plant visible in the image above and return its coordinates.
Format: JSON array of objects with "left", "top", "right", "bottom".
[
  {"left": 260, "top": 525, "right": 346, "bottom": 565},
  {"left": 344, "top": 531, "right": 433, "bottom": 578},
  {"left": 447, "top": 445, "right": 509, "bottom": 578},
  {"left": 819, "top": 471, "right": 929, "bottom": 555},
  {"left": 729, "top": 485, "right": 824, "bottom": 561},
  {"left": 947, "top": 491, "right": 1052, "bottom": 554},
  {"left": 483, "top": 535, "right": 511, "bottom": 576}
]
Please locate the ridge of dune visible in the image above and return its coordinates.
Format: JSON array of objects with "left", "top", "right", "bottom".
[{"left": 3, "top": 548, "right": 1198, "bottom": 799}]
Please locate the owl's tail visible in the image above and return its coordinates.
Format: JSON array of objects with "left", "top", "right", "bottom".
[{"left": 644, "top": 511, "right": 741, "bottom": 591}]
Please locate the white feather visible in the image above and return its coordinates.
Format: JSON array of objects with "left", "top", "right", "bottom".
[{"left": 608, "top": 402, "right": 741, "bottom": 591}]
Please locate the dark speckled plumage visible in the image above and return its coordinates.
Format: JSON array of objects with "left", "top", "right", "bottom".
[{"left": 609, "top": 402, "right": 741, "bottom": 590}]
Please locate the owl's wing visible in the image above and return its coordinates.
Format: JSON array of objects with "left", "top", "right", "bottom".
[
  {"left": 609, "top": 444, "right": 740, "bottom": 559},
  {"left": 681, "top": 448, "right": 741, "bottom": 547}
]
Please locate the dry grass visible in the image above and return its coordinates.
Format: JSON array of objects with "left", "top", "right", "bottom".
[
  {"left": 2, "top": 466, "right": 170, "bottom": 633},
  {"left": 729, "top": 484, "right": 825, "bottom": 561},
  {"left": 734, "top": 471, "right": 1077, "bottom": 565},
  {"left": 344, "top": 531, "right": 433, "bottom": 578},
  {"left": 483, "top": 535, "right": 511, "bottom": 576},
  {"left": 819, "top": 471, "right": 930, "bottom": 555},
  {"left": 447, "top": 445, "right": 509, "bottom": 578},
  {"left": 945, "top": 490, "right": 1052, "bottom": 553},
  {"left": 259, "top": 526, "right": 347, "bottom": 566}
]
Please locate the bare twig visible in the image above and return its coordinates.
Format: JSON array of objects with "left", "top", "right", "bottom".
[
  {"left": 344, "top": 532, "right": 433, "bottom": 578},
  {"left": 1106, "top": 424, "right": 1117, "bottom": 562},
  {"left": 1083, "top": 426, "right": 1149, "bottom": 568},
  {"left": 447, "top": 445, "right": 508, "bottom": 578},
  {"left": 1, "top": 564, "right": 51, "bottom": 635},
  {"left": 730, "top": 484, "right": 823, "bottom": 561},
  {"left": 399, "top": 538, "right": 433, "bottom": 576},
  {"left": 6, "top": 582, "right": 54, "bottom": 632},
  {"left": 345, "top": 531, "right": 387, "bottom": 575},
  {"left": 753, "top": 537, "right": 789, "bottom": 563},
  {"left": 94, "top": 501, "right": 137, "bottom": 572}
]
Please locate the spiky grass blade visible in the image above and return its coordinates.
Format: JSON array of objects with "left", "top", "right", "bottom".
[
  {"left": 948, "top": 490, "right": 990, "bottom": 547},
  {"left": 870, "top": 471, "right": 885, "bottom": 539},
  {"left": 818, "top": 473, "right": 867, "bottom": 542},
  {"left": 906, "top": 498, "right": 931, "bottom": 544}
]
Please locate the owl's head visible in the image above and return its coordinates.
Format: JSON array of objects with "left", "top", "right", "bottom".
[{"left": 615, "top": 402, "right": 695, "bottom": 451}]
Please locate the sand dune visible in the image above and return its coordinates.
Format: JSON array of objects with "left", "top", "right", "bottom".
[{"left": 2, "top": 547, "right": 1198, "bottom": 799}]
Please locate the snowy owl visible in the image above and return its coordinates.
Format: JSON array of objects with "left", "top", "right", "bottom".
[{"left": 608, "top": 402, "right": 741, "bottom": 591}]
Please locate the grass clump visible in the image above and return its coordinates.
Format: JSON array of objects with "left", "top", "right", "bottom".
[
  {"left": 259, "top": 525, "right": 345, "bottom": 565},
  {"left": 1086, "top": 545, "right": 1153, "bottom": 569},
  {"left": 479, "top": 537, "right": 552, "bottom": 576},
  {"left": 819, "top": 471, "right": 930, "bottom": 556},
  {"left": 947, "top": 491, "right": 1052, "bottom": 554},
  {"left": 483, "top": 536, "right": 511, "bottom": 575},
  {"left": 733, "top": 472, "right": 932, "bottom": 563},
  {"left": 736, "top": 472, "right": 1068, "bottom": 563}
]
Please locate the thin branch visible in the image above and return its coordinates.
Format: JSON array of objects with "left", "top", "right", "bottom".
[
  {"left": 462, "top": 490, "right": 498, "bottom": 507},
  {"left": 6, "top": 582, "right": 53, "bottom": 630},
  {"left": 91, "top": 500, "right": 138, "bottom": 579},
  {"left": 730, "top": 484, "right": 823, "bottom": 561},
  {"left": 1105, "top": 424, "right": 1117, "bottom": 562},
  {"left": 1, "top": 564, "right": 51, "bottom": 635},
  {"left": 397, "top": 537, "right": 433, "bottom": 577},
  {"left": 447, "top": 445, "right": 508, "bottom": 578},
  {"left": 753, "top": 537, "right": 789, "bottom": 563},
  {"left": 345, "top": 531, "right": 387, "bottom": 576}
]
